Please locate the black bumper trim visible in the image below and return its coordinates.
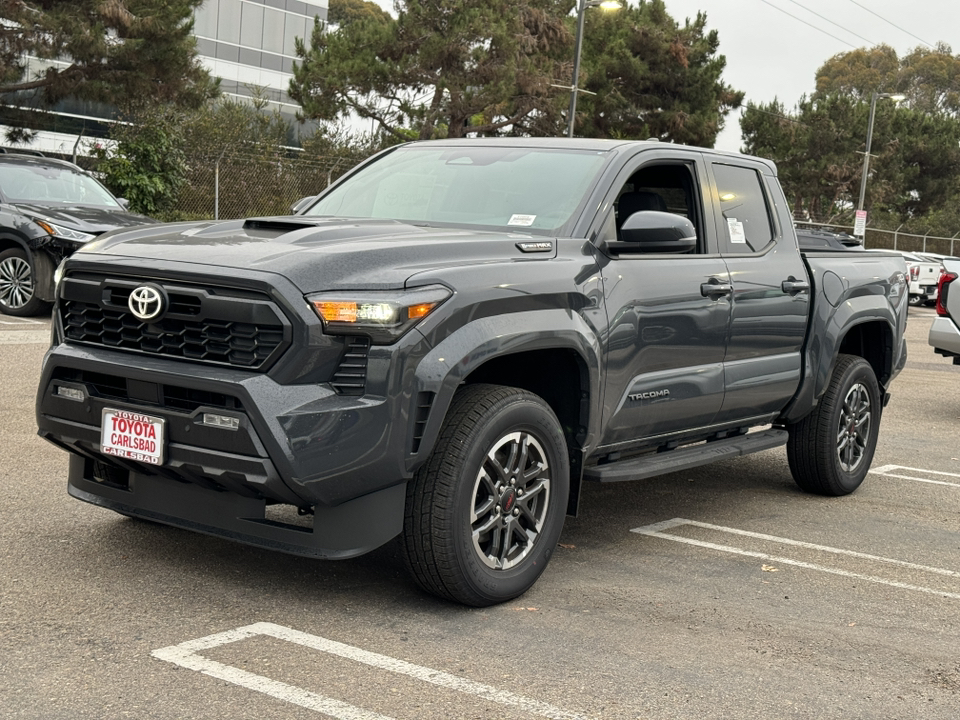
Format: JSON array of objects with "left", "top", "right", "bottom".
[{"left": 68, "top": 454, "right": 406, "bottom": 560}]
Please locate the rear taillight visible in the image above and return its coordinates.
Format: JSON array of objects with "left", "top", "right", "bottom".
[
  {"left": 909, "top": 265, "right": 920, "bottom": 281},
  {"left": 936, "top": 271, "right": 957, "bottom": 316}
]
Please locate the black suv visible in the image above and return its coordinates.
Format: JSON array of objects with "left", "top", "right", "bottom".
[{"left": 0, "top": 152, "right": 154, "bottom": 315}]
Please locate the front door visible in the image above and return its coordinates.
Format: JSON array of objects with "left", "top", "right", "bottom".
[{"left": 594, "top": 151, "right": 731, "bottom": 448}]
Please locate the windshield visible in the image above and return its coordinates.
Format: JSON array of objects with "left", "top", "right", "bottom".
[
  {"left": 305, "top": 145, "right": 610, "bottom": 234},
  {"left": 0, "top": 163, "right": 120, "bottom": 208}
]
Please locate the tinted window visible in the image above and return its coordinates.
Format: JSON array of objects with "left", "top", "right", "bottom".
[{"left": 713, "top": 163, "right": 774, "bottom": 253}]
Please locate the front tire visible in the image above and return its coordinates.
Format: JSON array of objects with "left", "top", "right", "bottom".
[
  {"left": 401, "top": 384, "right": 569, "bottom": 606},
  {"left": 0, "top": 248, "right": 51, "bottom": 316},
  {"left": 786, "top": 354, "right": 881, "bottom": 496}
]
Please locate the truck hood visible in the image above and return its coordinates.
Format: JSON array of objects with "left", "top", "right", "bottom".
[
  {"left": 76, "top": 216, "right": 557, "bottom": 290},
  {"left": 14, "top": 203, "right": 154, "bottom": 233}
]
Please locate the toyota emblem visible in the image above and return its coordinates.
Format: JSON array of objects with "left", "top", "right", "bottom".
[{"left": 128, "top": 284, "right": 166, "bottom": 321}]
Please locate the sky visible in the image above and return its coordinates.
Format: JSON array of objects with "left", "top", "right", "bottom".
[
  {"left": 661, "top": 0, "right": 959, "bottom": 151},
  {"left": 367, "top": 0, "right": 958, "bottom": 152}
]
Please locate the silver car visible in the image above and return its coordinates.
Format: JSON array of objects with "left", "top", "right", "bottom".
[{"left": 929, "top": 257, "right": 960, "bottom": 364}]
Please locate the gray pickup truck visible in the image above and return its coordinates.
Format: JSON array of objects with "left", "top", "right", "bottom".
[{"left": 36, "top": 139, "right": 908, "bottom": 606}]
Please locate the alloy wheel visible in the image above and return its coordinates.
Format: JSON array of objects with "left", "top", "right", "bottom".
[
  {"left": 836, "top": 382, "right": 871, "bottom": 472},
  {"left": 0, "top": 256, "right": 34, "bottom": 310},
  {"left": 470, "top": 431, "right": 551, "bottom": 570}
]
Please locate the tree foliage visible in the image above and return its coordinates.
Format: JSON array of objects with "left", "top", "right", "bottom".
[
  {"left": 1, "top": 0, "right": 218, "bottom": 139},
  {"left": 326, "top": 0, "right": 391, "bottom": 28},
  {"left": 290, "top": 0, "right": 572, "bottom": 140},
  {"left": 575, "top": 0, "right": 743, "bottom": 145},
  {"left": 93, "top": 105, "right": 187, "bottom": 217},
  {"left": 742, "top": 44, "right": 960, "bottom": 230},
  {"left": 816, "top": 43, "right": 960, "bottom": 116}
]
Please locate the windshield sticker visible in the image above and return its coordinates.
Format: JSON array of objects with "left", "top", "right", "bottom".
[
  {"left": 508, "top": 214, "right": 536, "bottom": 227},
  {"left": 726, "top": 217, "right": 747, "bottom": 244}
]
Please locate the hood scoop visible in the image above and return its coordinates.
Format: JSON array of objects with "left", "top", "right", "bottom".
[{"left": 242, "top": 216, "right": 427, "bottom": 244}]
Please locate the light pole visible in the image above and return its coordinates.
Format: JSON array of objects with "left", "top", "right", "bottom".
[
  {"left": 857, "top": 91, "right": 906, "bottom": 212},
  {"left": 566, "top": 0, "right": 619, "bottom": 138}
]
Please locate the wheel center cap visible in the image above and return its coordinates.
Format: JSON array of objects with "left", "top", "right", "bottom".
[{"left": 500, "top": 488, "right": 517, "bottom": 514}]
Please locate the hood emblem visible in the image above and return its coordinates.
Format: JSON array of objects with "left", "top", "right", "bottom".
[{"left": 128, "top": 284, "right": 166, "bottom": 321}]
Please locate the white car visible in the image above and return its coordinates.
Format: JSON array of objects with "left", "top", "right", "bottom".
[
  {"left": 878, "top": 250, "right": 942, "bottom": 306},
  {"left": 929, "top": 257, "right": 960, "bottom": 364}
]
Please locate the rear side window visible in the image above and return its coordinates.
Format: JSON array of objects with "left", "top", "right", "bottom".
[{"left": 713, "top": 164, "right": 774, "bottom": 253}]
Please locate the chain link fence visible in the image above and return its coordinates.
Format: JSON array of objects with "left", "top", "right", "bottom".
[
  {"left": 795, "top": 220, "right": 959, "bottom": 256},
  {"left": 161, "top": 147, "right": 373, "bottom": 222}
]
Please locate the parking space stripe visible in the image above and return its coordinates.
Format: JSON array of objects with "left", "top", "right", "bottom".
[
  {"left": 870, "top": 464, "right": 960, "bottom": 488},
  {"left": 0, "top": 330, "right": 49, "bottom": 344},
  {"left": 631, "top": 518, "right": 960, "bottom": 600},
  {"left": 153, "top": 622, "right": 587, "bottom": 720}
]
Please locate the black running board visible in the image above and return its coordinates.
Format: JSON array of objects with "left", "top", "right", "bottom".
[{"left": 584, "top": 429, "right": 788, "bottom": 483}]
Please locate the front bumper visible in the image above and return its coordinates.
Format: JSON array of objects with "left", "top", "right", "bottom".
[{"left": 37, "top": 332, "right": 432, "bottom": 557}]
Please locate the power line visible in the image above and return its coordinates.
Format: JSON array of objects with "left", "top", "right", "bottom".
[
  {"left": 757, "top": 0, "right": 858, "bottom": 49},
  {"left": 780, "top": 0, "right": 876, "bottom": 46},
  {"left": 845, "top": 0, "right": 934, "bottom": 48}
]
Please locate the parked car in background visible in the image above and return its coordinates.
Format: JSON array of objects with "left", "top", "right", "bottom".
[
  {"left": 869, "top": 249, "right": 941, "bottom": 306},
  {"left": 929, "top": 257, "right": 960, "bottom": 365},
  {"left": 0, "top": 153, "right": 154, "bottom": 316}
]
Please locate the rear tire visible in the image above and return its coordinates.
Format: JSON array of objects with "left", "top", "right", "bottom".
[
  {"left": 0, "top": 248, "right": 52, "bottom": 316},
  {"left": 786, "top": 354, "right": 881, "bottom": 496},
  {"left": 401, "top": 384, "right": 569, "bottom": 606}
]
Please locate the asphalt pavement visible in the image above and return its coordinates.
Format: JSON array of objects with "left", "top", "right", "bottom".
[{"left": 2, "top": 307, "right": 958, "bottom": 719}]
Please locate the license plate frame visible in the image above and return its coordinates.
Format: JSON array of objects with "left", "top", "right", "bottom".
[{"left": 100, "top": 408, "right": 166, "bottom": 466}]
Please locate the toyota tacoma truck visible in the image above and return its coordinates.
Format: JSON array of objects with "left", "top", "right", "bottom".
[{"left": 36, "top": 139, "right": 908, "bottom": 606}]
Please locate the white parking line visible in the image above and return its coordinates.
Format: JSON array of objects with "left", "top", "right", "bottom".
[
  {"left": 870, "top": 464, "right": 960, "bottom": 488},
  {"left": 631, "top": 518, "right": 960, "bottom": 600},
  {"left": 0, "top": 317, "right": 43, "bottom": 325},
  {"left": 153, "top": 622, "right": 586, "bottom": 720},
  {"left": 0, "top": 330, "right": 49, "bottom": 344}
]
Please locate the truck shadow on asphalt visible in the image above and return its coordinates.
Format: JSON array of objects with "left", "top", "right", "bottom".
[{"left": 70, "top": 450, "right": 832, "bottom": 610}]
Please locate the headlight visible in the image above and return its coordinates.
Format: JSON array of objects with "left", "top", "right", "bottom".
[
  {"left": 33, "top": 218, "right": 95, "bottom": 243},
  {"left": 307, "top": 285, "right": 452, "bottom": 344}
]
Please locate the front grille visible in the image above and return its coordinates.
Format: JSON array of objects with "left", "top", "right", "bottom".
[{"left": 60, "top": 275, "right": 290, "bottom": 371}]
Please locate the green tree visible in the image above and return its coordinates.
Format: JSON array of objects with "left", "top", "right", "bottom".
[
  {"left": 816, "top": 43, "right": 960, "bottom": 116},
  {"left": 327, "top": 0, "right": 391, "bottom": 28},
  {"left": 742, "top": 44, "right": 960, "bottom": 227},
  {"left": 1, "top": 0, "right": 218, "bottom": 140},
  {"left": 576, "top": 0, "right": 743, "bottom": 145},
  {"left": 93, "top": 105, "right": 187, "bottom": 217},
  {"left": 289, "top": 0, "right": 572, "bottom": 140}
]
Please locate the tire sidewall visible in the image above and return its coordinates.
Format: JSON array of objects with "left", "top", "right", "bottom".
[
  {"left": 826, "top": 359, "right": 881, "bottom": 493},
  {"left": 449, "top": 397, "right": 569, "bottom": 604}
]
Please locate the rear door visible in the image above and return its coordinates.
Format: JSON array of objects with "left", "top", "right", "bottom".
[{"left": 705, "top": 158, "right": 810, "bottom": 423}]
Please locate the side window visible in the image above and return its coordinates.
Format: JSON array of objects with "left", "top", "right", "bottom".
[
  {"left": 612, "top": 162, "right": 702, "bottom": 253},
  {"left": 713, "top": 163, "right": 774, "bottom": 253}
]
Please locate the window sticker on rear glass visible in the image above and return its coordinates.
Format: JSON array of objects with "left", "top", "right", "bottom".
[
  {"left": 726, "top": 217, "right": 747, "bottom": 244},
  {"left": 508, "top": 214, "right": 536, "bottom": 226}
]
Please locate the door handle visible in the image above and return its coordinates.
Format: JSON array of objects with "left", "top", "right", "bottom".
[
  {"left": 781, "top": 277, "right": 810, "bottom": 294},
  {"left": 700, "top": 281, "right": 733, "bottom": 298}
]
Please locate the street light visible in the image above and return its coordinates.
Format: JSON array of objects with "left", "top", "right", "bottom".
[
  {"left": 566, "top": 0, "right": 620, "bottom": 138},
  {"left": 856, "top": 91, "right": 906, "bottom": 213}
]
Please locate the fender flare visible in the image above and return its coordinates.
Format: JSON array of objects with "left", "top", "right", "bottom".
[{"left": 407, "top": 308, "right": 603, "bottom": 470}]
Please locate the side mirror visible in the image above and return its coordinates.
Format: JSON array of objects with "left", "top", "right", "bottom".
[
  {"left": 290, "top": 195, "right": 316, "bottom": 215},
  {"left": 117, "top": 198, "right": 130, "bottom": 210},
  {"left": 610, "top": 211, "right": 697, "bottom": 254}
]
